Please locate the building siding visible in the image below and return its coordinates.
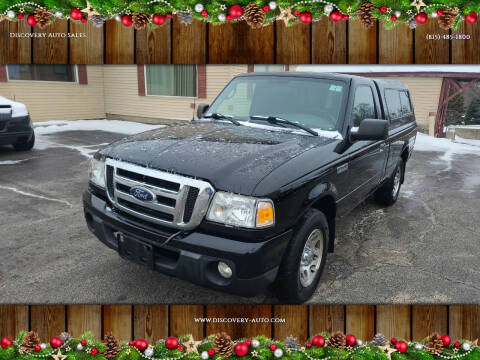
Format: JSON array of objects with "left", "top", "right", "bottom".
[{"left": 0, "top": 65, "right": 105, "bottom": 122}]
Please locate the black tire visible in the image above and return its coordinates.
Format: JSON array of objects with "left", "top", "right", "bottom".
[
  {"left": 276, "top": 209, "right": 329, "bottom": 303},
  {"left": 13, "top": 133, "right": 35, "bottom": 151},
  {"left": 374, "top": 159, "right": 404, "bottom": 206}
]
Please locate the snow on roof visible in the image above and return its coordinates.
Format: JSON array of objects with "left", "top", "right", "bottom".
[{"left": 296, "top": 65, "right": 480, "bottom": 74}]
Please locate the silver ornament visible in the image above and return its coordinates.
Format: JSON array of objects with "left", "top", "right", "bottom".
[
  {"left": 194, "top": 3, "right": 204, "bottom": 12},
  {"left": 357, "top": 340, "right": 363, "bottom": 346},
  {"left": 201, "top": 351, "right": 209, "bottom": 360},
  {"left": 252, "top": 340, "right": 260, "bottom": 348},
  {"left": 145, "top": 347, "right": 154, "bottom": 357},
  {"left": 462, "top": 343, "right": 471, "bottom": 351},
  {"left": 430, "top": 12, "right": 438, "bottom": 18},
  {"left": 268, "top": 1, "right": 277, "bottom": 10},
  {"left": 6, "top": 10, "right": 16, "bottom": 19},
  {"left": 394, "top": 10, "right": 401, "bottom": 17},
  {"left": 414, "top": 343, "right": 423, "bottom": 350},
  {"left": 77, "top": 344, "right": 84, "bottom": 351},
  {"left": 54, "top": 11, "right": 63, "bottom": 18},
  {"left": 324, "top": 4, "right": 333, "bottom": 14},
  {"left": 273, "top": 349, "right": 283, "bottom": 358},
  {"left": 40, "top": 344, "right": 47, "bottom": 349},
  {"left": 114, "top": 14, "right": 122, "bottom": 22},
  {"left": 218, "top": 13, "right": 226, "bottom": 21}
]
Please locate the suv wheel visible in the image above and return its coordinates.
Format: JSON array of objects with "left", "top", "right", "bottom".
[
  {"left": 13, "top": 133, "right": 35, "bottom": 151},
  {"left": 276, "top": 209, "right": 328, "bottom": 303},
  {"left": 374, "top": 159, "right": 404, "bottom": 206}
]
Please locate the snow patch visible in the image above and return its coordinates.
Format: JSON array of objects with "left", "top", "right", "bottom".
[
  {"left": 0, "top": 159, "right": 32, "bottom": 165},
  {"left": 237, "top": 120, "right": 343, "bottom": 139},
  {"left": 0, "top": 186, "right": 73, "bottom": 207}
]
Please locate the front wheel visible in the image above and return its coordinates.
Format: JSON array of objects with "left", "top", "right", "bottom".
[
  {"left": 276, "top": 209, "right": 328, "bottom": 303},
  {"left": 13, "top": 133, "right": 35, "bottom": 151},
  {"left": 374, "top": 159, "right": 404, "bottom": 206}
]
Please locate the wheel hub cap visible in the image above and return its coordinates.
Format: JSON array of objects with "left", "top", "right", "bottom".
[{"left": 299, "top": 229, "right": 324, "bottom": 288}]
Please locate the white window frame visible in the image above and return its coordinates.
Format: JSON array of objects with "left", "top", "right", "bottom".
[
  {"left": 253, "top": 65, "right": 286, "bottom": 72},
  {"left": 6, "top": 65, "right": 79, "bottom": 84},
  {"left": 144, "top": 65, "right": 198, "bottom": 98}
]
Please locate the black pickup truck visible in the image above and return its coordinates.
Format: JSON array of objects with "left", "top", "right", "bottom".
[
  {"left": 83, "top": 72, "right": 417, "bottom": 302},
  {"left": 0, "top": 96, "right": 35, "bottom": 151}
]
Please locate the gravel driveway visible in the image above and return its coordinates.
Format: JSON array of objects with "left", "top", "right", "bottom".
[{"left": 1, "top": 121, "right": 479, "bottom": 304}]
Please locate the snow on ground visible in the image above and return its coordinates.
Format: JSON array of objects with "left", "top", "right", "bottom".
[{"left": 0, "top": 159, "right": 32, "bottom": 165}]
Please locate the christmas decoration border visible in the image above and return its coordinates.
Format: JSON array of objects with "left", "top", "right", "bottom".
[
  {"left": 1, "top": 331, "right": 479, "bottom": 360},
  {"left": 0, "top": 0, "right": 479, "bottom": 30}
]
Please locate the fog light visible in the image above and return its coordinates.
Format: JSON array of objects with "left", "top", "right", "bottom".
[{"left": 217, "top": 261, "right": 233, "bottom": 279}]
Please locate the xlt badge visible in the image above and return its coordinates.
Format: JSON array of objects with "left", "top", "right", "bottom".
[{"left": 337, "top": 163, "right": 349, "bottom": 174}]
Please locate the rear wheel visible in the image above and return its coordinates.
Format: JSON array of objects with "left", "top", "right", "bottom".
[
  {"left": 374, "top": 159, "right": 404, "bottom": 206},
  {"left": 13, "top": 133, "right": 35, "bottom": 151}
]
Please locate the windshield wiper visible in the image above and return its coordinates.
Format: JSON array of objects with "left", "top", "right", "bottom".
[
  {"left": 204, "top": 113, "right": 241, "bottom": 126},
  {"left": 250, "top": 115, "right": 318, "bottom": 136}
]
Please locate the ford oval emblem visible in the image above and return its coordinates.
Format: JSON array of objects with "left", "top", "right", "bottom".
[{"left": 130, "top": 186, "right": 155, "bottom": 202}]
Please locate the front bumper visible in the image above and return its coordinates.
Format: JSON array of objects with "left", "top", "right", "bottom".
[
  {"left": 0, "top": 115, "right": 34, "bottom": 145},
  {"left": 83, "top": 189, "right": 292, "bottom": 297}
]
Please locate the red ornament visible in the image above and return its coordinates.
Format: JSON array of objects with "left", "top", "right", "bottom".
[
  {"left": 263, "top": 5, "right": 270, "bottom": 12},
  {"left": 26, "top": 14, "right": 38, "bottom": 26},
  {"left": 235, "top": 343, "right": 249, "bottom": 357},
  {"left": 201, "top": 10, "right": 208, "bottom": 17},
  {"left": 153, "top": 14, "right": 166, "bottom": 25},
  {"left": 343, "top": 14, "right": 349, "bottom": 20},
  {"left": 50, "top": 337, "right": 63, "bottom": 349},
  {"left": 269, "top": 344, "right": 277, "bottom": 351},
  {"left": 391, "top": 338, "right": 397, "bottom": 344},
  {"left": 165, "top": 337, "right": 179, "bottom": 350},
  {"left": 81, "top": 17, "right": 87, "bottom": 23},
  {"left": 293, "top": 9, "right": 300, "bottom": 15},
  {"left": 1, "top": 337, "right": 13, "bottom": 349},
  {"left": 227, "top": 15, "right": 233, "bottom": 20},
  {"left": 135, "top": 339, "right": 149, "bottom": 351},
  {"left": 178, "top": 345, "right": 184, "bottom": 351},
  {"left": 229, "top": 5, "right": 243, "bottom": 19},
  {"left": 454, "top": 341, "right": 461, "bottom": 348},
  {"left": 121, "top": 14, "right": 133, "bottom": 27},
  {"left": 395, "top": 341, "right": 407, "bottom": 353},
  {"left": 306, "top": 342, "right": 312, "bottom": 348},
  {"left": 436, "top": 9, "right": 443, "bottom": 16},
  {"left": 91, "top": 348, "right": 99, "bottom": 355},
  {"left": 415, "top": 12, "right": 428, "bottom": 24},
  {"left": 311, "top": 336, "right": 325, "bottom": 347},
  {"left": 441, "top": 335, "right": 451, "bottom": 346},
  {"left": 245, "top": 340, "right": 251, "bottom": 347},
  {"left": 465, "top": 12, "right": 478, "bottom": 24},
  {"left": 17, "top": 13, "right": 24, "bottom": 19},
  {"left": 128, "top": 341, "right": 135, "bottom": 346},
  {"left": 345, "top": 334, "right": 357, "bottom": 347},
  {"left": 208, "top": 349, "right": 215, "bottom": 356},
  {"left": 391, "top": 15, "right": 397, "bottom": 21},
  {"left": 329, "top": 10, "right": 343, "bottom": 22},
  {"left": 70, "top": 8, "right": 83, "bottom": 21},
  {"left": 81, "top": 340, "right": 88, "bottom": 346},
  {"left": 379, "top": 6, "right": 387, "bottom": 13},
  {"left": 166, "top": 13, "right": 172, "bottom": 18},
  {"left": 35, "top": 345, "right": 41, "bottom": 351},
  {"left": 299, "top": 12, "right": 312, "bottom": 24}
]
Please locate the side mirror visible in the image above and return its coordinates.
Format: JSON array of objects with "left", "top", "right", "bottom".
[
  {"left": 196, "top": 103, "right": 209, "bottom": 119},
  {"left": 350, "top": 119, "right": 388, "bottom": 142}
]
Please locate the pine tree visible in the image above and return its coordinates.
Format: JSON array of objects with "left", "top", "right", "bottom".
[
  {"left": 445, "top": 93, "right": 465, "bottom": 126},
  {"left": 465, "top": 95, "right": 480, "bottom": 125}
]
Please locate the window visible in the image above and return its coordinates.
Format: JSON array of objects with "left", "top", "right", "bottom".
[
  {"left": 399, "top": 91, "right": 412, "bottom": 115},
  {"left": 253, "top": 65, "right": 285, "bottom": 72},
  {"left": 7, "top": 65, "right": 77, "bottom": 82},
  {"left": 384, "top": 89, "right": 402, "bottom": 120},
  {"left": 145, "top": 65, "right": 197, "bottom": 97},
  {"left": 352, "top": 86, "right": 376, "bottom": 127},
  {"left": 385, "top": 89, "right": 411, "bottom": 129}
]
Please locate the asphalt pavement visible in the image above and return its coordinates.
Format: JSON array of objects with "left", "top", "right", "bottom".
[{"left": 0, "top": 127, "right": 479, "bottom": 304}]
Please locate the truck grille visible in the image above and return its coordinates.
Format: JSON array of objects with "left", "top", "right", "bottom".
[{"left": 105, "top": 159, "right": 215, "bottom": 230}]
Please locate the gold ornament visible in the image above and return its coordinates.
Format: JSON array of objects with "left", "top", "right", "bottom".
[
  {"left": 81, "top": 0, "right": 100, "bottom": 18},
  {"left": 126, "top": 348, "right": 131, "bottom": 355},
  {"left": 251, "top": 350, "right": 258, "bottom": 357},
  {"left": 378, "top": 345, "right": 397, "bottom": 357},
  {"left": 346, "top": 6, "right": 352, "bottom": 13},
  {"left": 184, "top": 336, "right": 202, "bottom": 353},
  {"left": 407, "top": 9, "right": 413, "bottom": 14},
  {"left": 278, "top": 7, "right": 296, "bottom": 26},
  {"left": 51, "top": 350, "right": 68, "bottom": 360},
  {"left": 386, "top": 8, "right": 392, "bottom": 14},
  {"left": 410, "top": 0, "right": 426, "bottom": 12}
]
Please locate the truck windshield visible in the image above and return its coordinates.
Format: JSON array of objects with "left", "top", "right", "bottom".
[{"left": 205, "top": 75, "right": 345, "bottom": 132}]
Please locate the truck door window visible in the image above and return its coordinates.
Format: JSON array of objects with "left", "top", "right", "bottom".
[
  {"left": 352, "top": 86, "right": 376, "bottom": 127},
  {"left": 385, "top": 89, "right": 403, "bottom": 129}
]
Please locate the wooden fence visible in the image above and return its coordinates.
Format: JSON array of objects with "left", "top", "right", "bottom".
[
  {"left": 0, "top": 18, "right": 479, "bottom": 64},
  {"left": 1, "top": 305, "right": 479, "bottom": 343}
]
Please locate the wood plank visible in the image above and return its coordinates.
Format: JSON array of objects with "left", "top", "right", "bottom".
[
  {"left": 105, "top": 20, "right": 134, "bottom": 64},
  {"left": 103, "top": 305, "right": 132, "bottom": 341},
  {"left": 0, "top": 20, "right": 31, "bottom": 63},
  {"left": 69, "top": 20, "right": 104, "bottom": 64},
  {"left": 449, "top": 305, "right": 480, "bottom": 341},
  {"left": 273, "top": 305, "right": 308, "bottom": 343},
  {"left": 348, "top": 20, "right": 377, "bottom": 64},
  {"left": 414, "top": 20, "right": 449, "bottom": 64},
  {"left": 345, "top": 306, "right": 375, "bottom": 341},
  {"left": 412, "top": 306, "right": 448, "bottom": 341},
  {"left": 0, "top": 305, "right": 29, "bottom": 338},
  {"left": 136, "top": 20, "right": 171, "bottom": 64},
  {"left": 67, "top": 305, "right": 101, "bottom": 339},
  {"left": 209, "top": 22, "right": 274, "bottom": 63},
  {"left": 173, "top": 18, "right": 206, "bottom": 64},
  {"left": 312, "top": 18, "right": 346, "bottom": 64},
  {"left": 169, "top": 305, "right": 204, "bottom": 339},
  {"left": 205, "top": 305, "right": 272, "bottom": 339},
  {"left": 379, "top": 23, "right": 413, "bottom": 64},
  {"left": 30, "top": 305, "right": 66, "bottom": 340},
  {"left": 33, "top": 20, "right": 68, "bottom": 63},
  {"left": 309, "top": 305, "right": 345, "bottom": 335},
  {"left": 276, "top": 22, "right": 310, "bottom": 64},
  {"left": 451, "top": 22, "right": 480, "bottom": 64},
  {"left": 134, "top": 305, "right": 168, "bottom": 342},
  {"left": 376, "top": 306, "right": 411, "bottom": 341}
]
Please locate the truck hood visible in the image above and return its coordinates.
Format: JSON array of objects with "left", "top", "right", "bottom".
[
  {"left": 0, "top": 96, "right": 29, "bottom": 117},
  {"left": 99, "top": 122, "right": 336, "bottom": 194}
]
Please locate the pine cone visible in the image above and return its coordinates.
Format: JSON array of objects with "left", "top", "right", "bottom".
[
  {"left": 285, "top": 336, "right": 299, "bottom": 349},
  {"left": 371, "top": 333, "right": 387, "bottom": 347},
  {"left": 357, "top": 2, "right": 376, "bottom": 29},
  {"left": 406, "top": 18, "right": 418, "bottom": 29},
  {"left": 438, "top": 9, "right": 457, "bottom": 30},
  {"left": 103, "top": 332, "right": 121, "bottom": 359},
  {"left": 60, "top": 332, "right": 71, "bottom": 344},
  {"left": 91, "top": 14, "right": 106, "bottom": 28},
  {"left": 178, "top": 11, "right": 194, "bottom": 25},
  {"left": 212, "top": 332, "right": 234, "bottom": 357},
  {"left": 34, "top": 7, "right": 53, "bottom": 29},
  {"left": 426, "top": 333, "right": 443, "bottom": 354},
  {"left": 327, "top": 331, "right": 346, "bottom": 348},
  {"left": 244, "top": 4, "right": 265, "bottom": 29},
  {"left": 20, "top": 331, "right": 41, "bottom": 352},
  {"left": 132, "top": 13, "right": 151, "bottom": 30}
]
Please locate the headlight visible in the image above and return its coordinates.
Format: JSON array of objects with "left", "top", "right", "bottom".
[
  {"left": 206, "top": 191, "right": 274, "bottom": 228},
  {"left": 11, "top": 104, "right": 29, "bottom": 118},
  {"left": 88, "top": 158, "right": 105, "bottom": 188}
]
